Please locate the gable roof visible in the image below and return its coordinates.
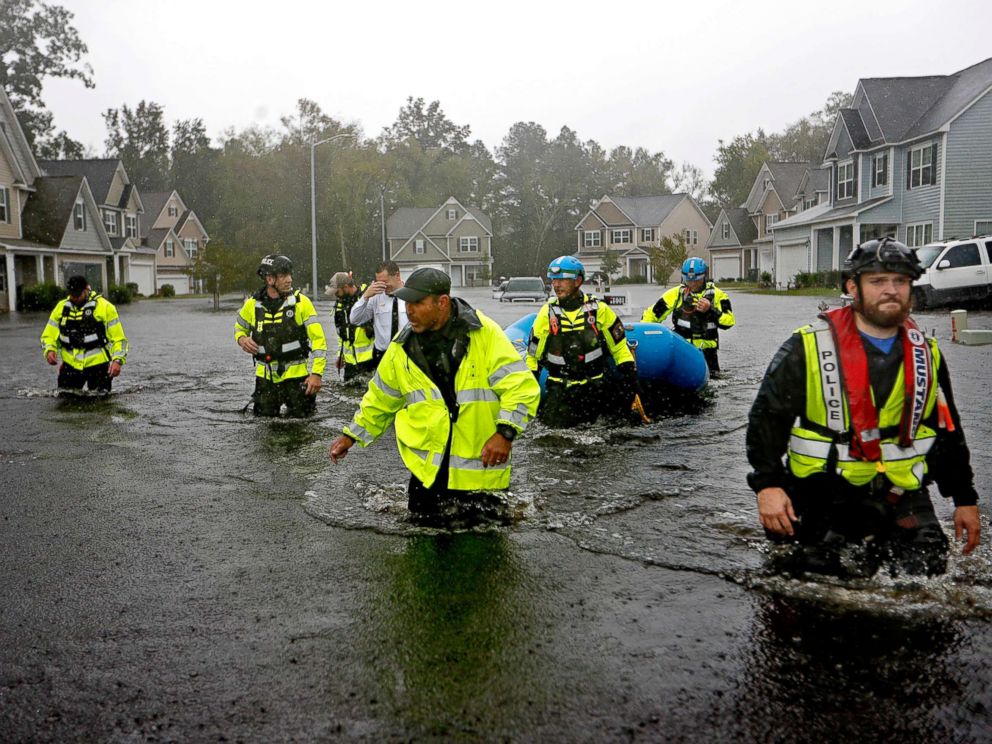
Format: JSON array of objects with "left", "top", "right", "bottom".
[
  {"left": 139, "top": 190, "right": 186, "bottom": 235},
  {"left": 143, "top": 227, "right": 177, "bottom": 250},
  {"left": 20, "top": 176, "right": 85, "bottom": 245},
  {"left": 839, "top": 109, "right": 873, "bottom": 150},
  {"left": 725, "top": 207, "right": 757, "bottom": 244},
  {"left": 39, "top": 159, "right": 122, "bottom": 205},
  {"left": 765, "top": 162, "right": 812, "bottom": 206},
  {"left": 387, "top": 207, "right": 437, "bottom": 239},
  {"left": 601, "top": 194, "right": 687, "bottom": 226},
  {"left": 0, "top": 85, "right": 41, "bottom": 185}
]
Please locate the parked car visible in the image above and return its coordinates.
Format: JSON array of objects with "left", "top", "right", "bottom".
[
  {"left": 491, "top": 280, "right": 508, "bottom": 299},
  {"left": 499, "top": 276, "right": 549, "bottom": 302},
  {"left": 912, "top": 235, "right": 992, "bottom": 309}
]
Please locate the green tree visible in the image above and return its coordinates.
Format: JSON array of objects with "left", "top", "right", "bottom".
[
  {"left": 710, "top": 130, "right": 771, "bottom": 208},
  {"left": 650, "top": 234, "right": 688, "bottom": 286},
  {"left": 381, "top": 96, "right": 471, "bottom": 154},
  {"left": 188, "top": 239, "right": 256, "bottom": 309},
  {"left": 769, "top": 90, "right": 853, "bottom": 163},
  {"left": 103, "top": 100, "right": 170, "bottom": 191},
  {"left": 0, "top": 0, "right": 93, "bottom": 155},
  {"left": 170, "top": 117, "right": 219, "bottom": 227},
  {"left": 600, "top": 247, "right": 621, "bottom": 277}
]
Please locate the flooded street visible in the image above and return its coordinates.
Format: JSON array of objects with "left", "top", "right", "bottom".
[{"left": 1, "top": 286, "right": 991, "bottom": 741}]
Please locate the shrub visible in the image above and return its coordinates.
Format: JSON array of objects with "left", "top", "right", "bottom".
[
  {"left": 758, "top": 271, "right": 774, "bottom": 288},
  {"left": 125, "top": 282, "right": 140, "bottom": 297},
  {"left": 794, "top": 270, "right": 842, "bottom": 289},
  {"left": 19, "top": 282, "right": 64, "bottom": 311},
  {"left": 107, "top": 284, "right": 133, "bottom": 304},
  {"left": 159, "top": 283, "right": 176, "bottom": 298}
]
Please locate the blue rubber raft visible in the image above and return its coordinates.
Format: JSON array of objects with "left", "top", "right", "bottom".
[{"left": 504, "top": 313, "right": 709, "bottom": 393}]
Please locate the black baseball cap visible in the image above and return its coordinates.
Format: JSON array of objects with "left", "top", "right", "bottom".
[
  {"left": 67, "top": 275, "right": 88, "bottom": 294},
  {"left": 394, "top": 268, "right": 451, "bottom": 302}
]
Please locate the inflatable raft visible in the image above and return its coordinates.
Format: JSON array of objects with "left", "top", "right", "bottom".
[{"left": 504, "top": 313, "right": 709, "bottom": 393}]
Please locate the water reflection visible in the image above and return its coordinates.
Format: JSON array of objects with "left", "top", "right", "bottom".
[{"left": 360, "top": 533, "right": 546, "bottom": 737}]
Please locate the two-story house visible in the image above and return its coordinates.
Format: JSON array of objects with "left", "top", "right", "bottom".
[
  {"left": 740, "top": 162, "right": 812, "bottom": 281},
  {"left": 705, "top": 207, "right": 758, "bottom": 280},
  {"left": 0, "top": 85, "right": 115, "bottom": 311},
  {"left": 39, "top": 159, "right": 157, "bottom": 295},
  {"left": 770, "top": 57, "right": 992, "bottom": 287},
  {"left": 386, "top": 196, "right": 494, "bottom": 287},
  {"left": 574, "top": 194, "right": 712, "bottom": 283},
  {"left": 140, "top": 190, "right": 210, "bottom": 294}
]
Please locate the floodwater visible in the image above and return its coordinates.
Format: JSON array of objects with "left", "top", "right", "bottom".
[{"left": 1, "top": 286, "right": 990, "bottom": 741}]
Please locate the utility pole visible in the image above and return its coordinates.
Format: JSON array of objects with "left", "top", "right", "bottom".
[{"left": 379, "top": 185, "right": 387, "bottom": 261}]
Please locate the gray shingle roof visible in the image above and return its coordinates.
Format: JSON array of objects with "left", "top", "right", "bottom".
[
  {"left": 606, "top": 194, "right": 685, "bottom": 226},
  {"left": 143, "top": 227, "right": 173, "bottom": 250},
  {"left": 725, "top": 207, "right": 757, "bottom": 245},
  {"left": 465, "top": 206, "right": 493, "bottom": 234},
  {"left": 764, "top": 162, "right": 812, "bottom": 206},
  {"left": 903, "top": 57, "right": 992, "bottom": 140},
  {"left": 859, "top": 75, "right": 953, "bottom": 142},
  {"left": 839, "top": 109, "right": 873, "bottom": 149},
  {"left": 386, "top": 207, "right": 436, "bottom": 239},
  {"left": 20, "top": 176, "right": 83, "bottom": 246},
  {"left": 139, "top": 191, "right": 173, "bottom": 235},
  {"left": 38, "top": 159, "right": 120, "bottom": 206}
]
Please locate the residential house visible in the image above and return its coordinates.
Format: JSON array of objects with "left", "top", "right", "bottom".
[
  {"left": 0, "top": 85, "right": 115, "bottom": 311},
  {"left": 706, "top": 207, "right": 758, "bottom": 280},
  {"left": 40, "top": 158, "right": 157, "bottom": 295},
  {"left": 574, "top": 194, "right": 712, "bottom": 283},
  {"left": 741, "top": 162, "right": 812, "bottom": 280},
  {"left": 141, "top": 190, "right": 210, "bottom": 294},
  {"left": 770, "top": 57, "right": 992, "bottom": 287},
  {"left": 386, "top": 196, "right": 494, "bottom": 287}
]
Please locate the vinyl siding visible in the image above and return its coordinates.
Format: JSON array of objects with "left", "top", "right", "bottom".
[
  {"left": 902, "top": 136, "right": 941, "bottom": 235},
  {"left": 594, "top": 201, "right": 630, "bottom": 225},
  {"left": 944, "top": 88, "right": 992, "bottom": 240},
  {"left": 708, "top": 213, "right": 741, "bottom": 248},
  {"left": 660, "top": 198, "right": 712, "bottom": 264},
  {"left": 106, "top": 168, "right": 125, "bottom": 207},
  {"left": 393, "top": 231, "right": 447, "bottom": 263},
  {"left": 424, "top": 205, "right": 460, "bottom": 235},
  {"left": 0, "top": 149, "right": 20, "bottom": 238},
  {"left": 61, "top": 201, "right": 107, "bottom": 252},
  {"left": 866, "top": 148, "right": 893, "bottom": 201}
]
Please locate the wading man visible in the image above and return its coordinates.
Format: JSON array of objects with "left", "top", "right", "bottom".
[
  {"left": 348, "top": 260, "right": 407, "bottom": 368},
  {"left": 235, "top": 254, "right": 327, "bottom": 417},
  {"left": 41, "top": 275, "right": 128, "bottom": 395},
  {"left": 329, "top": 268, "right": 540, "bottom": 521},
  {"left": 746, "top": 238, "right": 980, "bottom": 577},
  {"left": 326, "top": 271, "right": 375, "bottom": 380}
]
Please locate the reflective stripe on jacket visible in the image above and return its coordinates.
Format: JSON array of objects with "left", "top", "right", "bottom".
[
  {"left": 234, "top": 290, "right": 327, "bottom": 382},
  {"left": 787, "top": 322, "right": 940, "bottom": 489},
  {"left": 345, "top": 308, "right": 540, "bottom": 490},
  {"left": 40, "top": 293, "right": 128, "bottom": 370},
  {"left": 641, "top": 281, "right": 734, "bottom": 350},
  {"left": 335, "top": 285, "right": 375, "bottom": 365}
]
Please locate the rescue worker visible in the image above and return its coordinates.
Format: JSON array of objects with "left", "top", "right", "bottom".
[
  {"left": 526, "top": 255, "right": 642, "bottom": 427},
  {"left": 235, "top": 254, "right": 328, "bottom": 417},
  {"left": 642, "top": 257, "right": 735, "bottom": 373},
  {"left": 41, "top": 275, "right": 128, "bottom": 395},
  {"left": 349, "top": 260, "right": 408, "bottom": 367},
  {"left": 746, "top": 237, "right": 981, "bottom": 577},
  {"left": 329, "top": 267, "right": 540, "bottom": 520},
  {"left": 326, "top": 271, "right": 375, "bottom": 380}
]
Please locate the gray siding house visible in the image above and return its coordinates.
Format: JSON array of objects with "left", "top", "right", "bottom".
[
  {"left": 706, "top": 207, "right": 758, "bottom": 280},
  {"left": 770, "top": 57, "right": 992, "bottom": 287}
]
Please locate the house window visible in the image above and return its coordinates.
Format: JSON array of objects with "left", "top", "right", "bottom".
[
  {"left": 458, "top": 236, "right": 478, "bottom": 253},
  {"left": 975, "top": 220, "right": 992, "bottom": 236},
  {"left": 910, "top": 143, "right": 935, "bottom": 188},
  {"left": 0, "top": 186, "right": 9, "bottom": 223},
  {"left": 611, "top": 229, "right": 631, "bottom": 244},
  {"left": 74, "top": 201, "right": 86, "bottom": 230},
  {"left": 872, "top": 152, "right": 888, "bottom": 187},
  {"left": 837, "top": 161, "right": 854, "bottom": 199},
  {"left": 165, "top": 240, "right": 175, "bottom": 258},
  {"left": 641, "top": 228, "right": 655, "bottom": 242},
  {"left": 168, "top": 204, "right": 178, "bottom": 217},
  {"left": 414, "top": 239, "right": 425, "bottom": 254},
  {"left": 765, "top": 214, "right": 778, "bottom": 233},
  {"left": 803, "top": 197, "right": 816, "bottom": 210},
  {"left": 692, "top": 230, "right": 698, "bottom": 245},
  {"left": 184, "top": 238, "right": 198, "bottom": 258},
  {"left": 583, "top": 230, "right": 601, "bottom": 248},
  {"left": 103, "top": 209, "right": 118, "bottom": 235},
  {"left": 447, "top": 208, "right": 457, "bottom": 220},
  {"left": 906, "top": 222, "right": 933, "bottom": 247},
  {"left": 721, "top": 223, "right": 730, "bottom": 239},
  {"left": 125, "top": 214, "right": 137, "bottom": 238}
]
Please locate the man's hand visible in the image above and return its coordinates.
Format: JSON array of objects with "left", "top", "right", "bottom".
[
  {"left": 45, "top": 350, "right": 58, "bottom": 365},
  {"left": 480, "top": 432, "right": 512, "bottom": 467},
  {"left": 108, "top": 360, "right": 123, "bottom": 378},
  {"left": 954, "top": 505, "right": 981, "bottom": 555},
  {"left": 363, "top": 280, "right": 386, "bottom": 299},
  {"left": 238, "top": 336, "right": 259, "bottom": 355},
  {"left": 329, "top": 435, "right": 355, "bottom": 463},
  {"left": 695, "top": 296, "right": 712, "bottom": 313},
  {"left": 304, "top": 373, "right": 322, "bottom": 396},
  {"left": 757, "top": 487, "right": 798, "bottom": 536}
]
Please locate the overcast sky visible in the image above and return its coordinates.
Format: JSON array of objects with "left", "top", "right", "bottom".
[{"left": 42, "top": 0, "right": 992, "bottom": 179}]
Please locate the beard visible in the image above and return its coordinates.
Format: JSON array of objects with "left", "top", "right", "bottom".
[{"left": 853, "top": 293, "right": 911, "bottom": 328}]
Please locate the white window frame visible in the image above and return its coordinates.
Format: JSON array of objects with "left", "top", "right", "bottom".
[
  {"left": 165, "top": 239, "right": 175, "bottom": 258},
  {"left": 184, "top": 238, "right": 198, "bottom": 258},
  {"left": 872, "top": 152, "right": 888, "bottom": 187},
  {"left": 837, "top": 161, "right": 854, "bottom": 199},
  {"left": 803, "top": 197, "right": 816, "bottom": 210},
  {"left": 721, "top": 223, "right": 730, "bottom": 239},
  {"left": 458, "top": 236, "right": 479, "bottom": 253},
  {"left": 414, "top": 239, "right": 425, "bottom": 255},
  {"left": 906, "top": 222, "right": 933, "bottom": 247},
  {"left": 103, "top": 209, "right": 118, "bottom": 235},
  {"left": 641, "top": 228, "right": 655, "bottom": 243},
  {"left": 910, "top": 143, "right": 934, "bottom": 188},
  {"left": 611, "top": 228, "right": 631, "bottom": 244},
  {"left": 765, "top": 214, "right": 778, "bottom": 233},
  {"left": 125, "top": 214, "right": 137, "bottom": 238},
  {"left": 447, "top": 208, "right": 457, "bottom": 220},
  {"left": 74, "top": 201, "right": 86, "bottom": 230},
  {"left": 975, "top": 220, "right": 992, "bottom": 236},
  {"left": 0, "top": 186, "right": 9, "bottom": 223},
  {"left": 583, "top": 230, "right": 601, "bottom": 248}
]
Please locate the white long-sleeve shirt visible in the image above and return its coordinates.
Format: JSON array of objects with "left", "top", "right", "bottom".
[{"left": 349, "top": 292, "right": 407, "bottom": 351}]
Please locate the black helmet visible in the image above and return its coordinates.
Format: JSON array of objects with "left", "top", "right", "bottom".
[
  {"left": 257, "top": 254, "right": 293, "bottom": 279},
  {"left": 842, "top": 237, "right": 922, "bottom": 287}
]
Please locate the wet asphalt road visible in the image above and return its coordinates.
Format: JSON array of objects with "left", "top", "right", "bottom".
[{"left": 0, "top": 286, "right": 990, "bottom": 742}]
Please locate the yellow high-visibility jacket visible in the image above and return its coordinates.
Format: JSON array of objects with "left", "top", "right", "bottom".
[
  {"left": 235, "top": 289, "right": 327, "bottom": 382},
  {"left": 41, "top": 292, "right": 128, "bottom": 370},
  {"left": 642, "top": 281, "right": 734, "bottom": 350}
]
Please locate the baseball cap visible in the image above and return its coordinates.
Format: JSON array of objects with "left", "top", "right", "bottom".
[
  {"left": 66, "top": 275, "right": 88, "bottom": 294},
  {"left": 325, "top": 271, "right": 353, "bottom": 295},
  {"left": 394, "top": 267, "right": 451, "bottom": 302}
]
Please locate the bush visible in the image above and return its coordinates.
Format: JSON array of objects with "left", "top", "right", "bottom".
[
  {"left": 794, "top": 270, "right": 842, "bottom": 289},
  {"left": 159, "top": 284, "right": 176, "bottom": 298},
  {"left": 125, "top": 282, "right": 140, "bottom": 297},
  {"left": 759, "top": 271, "right": 774, "bottom": 288},
  {"left": 19, "top": 282, "right": 65, "bottom": 311},
  {"left": 613, "top": 275, "right": 647, "bottom": 285},
  {"left": 107, "top": 284, "right": 133, "bottom": 304}
]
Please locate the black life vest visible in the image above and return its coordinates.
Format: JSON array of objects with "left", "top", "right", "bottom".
[
  {"left": 251, "top": 290, "right": 310, "bottom": 364},
  {"left": 542, "top": 295, "right": 606, "bottom": 381},
  {"left": 59, "top": 294, "right": 108, "bottom": 350},
  {"left": 671, "top": 283, "right": 718, "bottom": 341},
  {"left": 334, "top": 283, "right": 374, "bottom": 343}
]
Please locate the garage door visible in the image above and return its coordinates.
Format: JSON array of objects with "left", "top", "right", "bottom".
[
  {"left": 129, "top": 263, "right": 155, "bottom": 296},
  {"left": 777, "top": 244, "right": 809, "bottom": 287},
  {"left": 711, "top": 255, "right": 740, "bottom": 281},
  {"left": 158, "top": 272, "right": 191, "bottom": 294},
  {"left": 400, "top": 264, "right": 443, "bottom": 281}
]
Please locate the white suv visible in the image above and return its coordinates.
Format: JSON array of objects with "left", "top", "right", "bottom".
[{"left": 913, "top": 235, "right": 992, "bottom": 309}]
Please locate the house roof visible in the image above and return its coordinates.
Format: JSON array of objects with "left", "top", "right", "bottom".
[
  {"left": 772, "top": 195, "right": 892, "bottom": 230},
  {"left": 39, "top": 159, "right": 121, "bottom": 205},
  {"left": 387, "top": 201, "right": 493, "bottom": 239},
  {"left": 139, "top": 190, "right": 185, "bottom": 235},
  {"left": 20, "top": 176, "right": 84, "bottom": 246},
  {"left": 765, "top": 162, "right": 812, "bottom": 205},
  {"left": 604, "top": 194, "right": 685, "bottom": 226},
  {"left": 725, "top": 207, "right": 757, "bottom": 244},
  {"left": 839, "top": 109, "right": 873, "bottom": 150},
  {"left": 143, "top": 227, "right": 174, "bottom": 250},
  {"left": 0, "top": 85, "right": 41, "bottom": 185}
]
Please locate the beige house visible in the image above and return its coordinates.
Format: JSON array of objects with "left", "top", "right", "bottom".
[
  {"left": 574, "top": 194, "right": 713, "bottom": 283},
  {"left": 141, "top": 190, "right": 210, "bottom": 294},
  {"left": 386, "top": 196, "right": 493, "bottom": 287}
]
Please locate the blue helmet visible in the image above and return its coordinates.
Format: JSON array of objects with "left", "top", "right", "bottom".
[
  {"left": 681, "top": 257, "right": 708, "bottom": 282},
  {"left": 548, "top": 255, "right": 585, "bottom": 280}
]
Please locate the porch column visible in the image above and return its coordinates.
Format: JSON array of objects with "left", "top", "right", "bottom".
[
  {"left": 6, "top": 252, "right": 17, "bottom": 311},
  {"left": 113, "top": 254, "right": 121, "bottom": 284},
  {"left": 833, "top": 228, "right": 840, "bottom": 270},
  {"left": 35, "top": 254, "right": 44, "bottom": 283}
]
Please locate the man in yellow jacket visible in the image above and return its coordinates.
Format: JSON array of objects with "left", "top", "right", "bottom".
[
  {"left": 41, "top": 275, "right": 128, "bottom": 395},
  {"left": 329, "top": 267, "right": 540, "bottom": 520},
  {"left": 235, "top": 254, "right": 327, "bottom": 417}
]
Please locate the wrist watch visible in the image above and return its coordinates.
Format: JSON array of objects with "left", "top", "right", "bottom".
[{"left": 496, "top": 424, "right": 517, "bottom": 441}]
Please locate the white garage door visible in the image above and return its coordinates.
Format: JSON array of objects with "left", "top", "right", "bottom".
[
  {"left": 777, "top": 244, "right": 809, "bottom": 288},
  {"left": 158, "top": 272, "right": 191, "bottom": 294},
  {"left": 129, "top": 263, "right": 155, "bottom": 296},
  {"left": 711, "top": 255, "right": 740, "bottom": 281},
  {"left": 400, "top": 264, "right": 444, "bottom": 281}
]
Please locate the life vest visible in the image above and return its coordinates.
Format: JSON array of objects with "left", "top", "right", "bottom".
[
  {"left": 251, "top": 291, "right": 310, "bottom": 364},
  {"left": 787, "top": 305, "right": 940, "bottom": 490},
  {"left": 334, "top": 284, "right": 375, "bottom": 365},
  {"left": 671, "top": 282, "right": 719, "bottom": 348},
  {"left": 59, "top": 294, "right": 109, "bottom": 351},
  {"left": 541, "top": 295, "right": 606, "bottom": 382}
]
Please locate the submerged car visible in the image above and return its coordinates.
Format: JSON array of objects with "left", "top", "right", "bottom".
[{"left": 499, "top": 276, "right": 549, "bottom": 302}]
